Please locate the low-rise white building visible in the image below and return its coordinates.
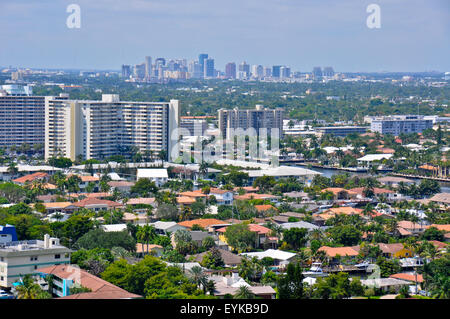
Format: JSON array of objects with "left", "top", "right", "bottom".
[
  {"left": 0, "top": 234, "right": 71, "bottom": 288},
  {"left": 136, "top": 168, "right": 168, "bottom": 187}
]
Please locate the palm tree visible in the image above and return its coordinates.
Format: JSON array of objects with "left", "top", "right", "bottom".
[
  {"left": 159, "top": 150, "right": 167, "bottom": 167},
  {"left": 7, "top": 162, "right": 18, "bottom": 176},
  {"left": 136, "top": 225, "right": 156, "bottom": 255},
  {"left": 234, "top": 285, "right": 255, "bottom": 299},
  {"left": 188, "top": 266, "right": 208, "bottom": 291},
  {"left": 199, "top": 161, "right": 208, "bottom": 180},
  {"left": 15, "top": 275, "right": 48, "bottom": 299}
]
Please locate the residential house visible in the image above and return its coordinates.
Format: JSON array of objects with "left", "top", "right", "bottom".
[
  {"left": 240, "top": 249, "right": 296, "bottom": 269},
  {"left": 121, "top": 212, "right": 149, "bottom": 225},
  {"left": 171, "top": 231, "right": 214, "bottom": 249},
  {"left": 321, "top": 188, "right": 358, "bottom": 200},
  {"left": 209, "top": 188, "right": 234, "bottom": 205},
  {"left": 216, "top": 224, "right": 276, "bottom": 250},
  {"left": 318, "top": 246, "right": 360, "bottom": 264},
  {"left": 12, "top": 172, "right": 49, "bottom": 186},
  {"left": 279, "top": 221, "right": 320, "bottom": 232},
  {"left": 234, "top": 193, "right": 279, "bottom": 203},
  {"left": 377, "top": 176, "right": 415, "bottom": 188},
  {"left": 361, "top": 278, "right": 411, "bottom": 293},
  {"left": 136, "top": 168, "right": 168, "bottom": 187},
  {"left": 136, "top": 243, "right": 163, "bottom": 258},
  {"left": 178, "top": 219, "right": 229, "bottom": 232},
  {"left": 108, "top": 181, "right": 135, "bottom": 193},
  {"left": 40, "top": 202, "right": 76, "bottom": 214},
  {"left": 349, "top": 187, "right": 398, "bottom": 200},
  {"left": 72, "top": 198, "right": 124, "bottom": 212},
  {"left": 397, "top": 221, "right": 427, "bottom": 235},
  {"left": 36, "top": 264, "right": 141, "bottom": 299},
  {"left": 151, "top": 221, "right": 187, "bottom": 235},
  {"left": 254, "top": 204, "right": 278, "bottom": 215},
  {"left": 208, "top": 273, "right": 276, "bottom": 299},
  {"left": 188, "top": 249, "right": 242, "bottom": 268},
  {"left": 377, "top": 243, "right": 412, "bottom": 259}
]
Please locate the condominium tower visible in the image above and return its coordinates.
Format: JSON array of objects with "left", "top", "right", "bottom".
[
  {"left": 45, "top": 94, "right": 179, "bottom": 161},
  {"left": 0, "top": 85, "right": 46, "bottom": 148},
  {"left": 218, "top": 105, "right": 283, "bottom": 140}
]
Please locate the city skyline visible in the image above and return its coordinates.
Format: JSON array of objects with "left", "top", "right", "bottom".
[{"left": 0, "top": 0, "right": 449, "bottom": 72}]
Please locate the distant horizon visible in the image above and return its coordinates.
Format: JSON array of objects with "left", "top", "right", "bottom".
[{"left": 1, "top": 65, "right": 448, "bottom": 75}]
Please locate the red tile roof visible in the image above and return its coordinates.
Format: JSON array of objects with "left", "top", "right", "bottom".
[
  {"left": 390, "top": 273, "right": 423, "bottom": 283},
  {"left": 13, "top": 172, "right": 48, "bottom": 184},
  {"left": 318, "top": 246, "right": 360, "bottom": 257},
  {"left": 178, "top": 218, "right": 226, "bottom": 229},
  {"left": 217, "top": 223, "right": 271, "bottom": 235},
  {"left": 254, "top": 204, "right": 277, "bottom": 212},
  {"left": 73, "top": 198, "right": 123, "bottom": 208},
  {"left": 234, "top": 193, "right": 277, "bottom": 200},
  {"left": 37, "top": 264, "right": 141, "bottom": 299}
]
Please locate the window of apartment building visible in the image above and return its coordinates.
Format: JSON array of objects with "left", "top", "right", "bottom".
[
  {"left": 0, "top": 257, "right": 4, "bottom": 262},
  {"left": 55, "top": 254, "right": 61, "bottom": 259},
  {"left": 0, "top": 276, "right": 3, "bottom": 281}
]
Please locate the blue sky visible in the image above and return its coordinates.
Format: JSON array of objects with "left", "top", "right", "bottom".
[{"left": 0, "top": 0, "right": 449, "bottom": 72}]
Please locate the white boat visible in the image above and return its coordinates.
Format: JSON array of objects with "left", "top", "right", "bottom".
[
  {"left": 355, "top": 261, "right": 370, "bottom": 269},
  {"left": 302, "top": 262, "right": 328, "bottom": 277}
]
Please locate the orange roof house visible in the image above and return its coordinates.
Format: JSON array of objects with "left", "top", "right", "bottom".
[
  {"left": 390, "top": 273, "right": 423, "bottom": 283},
  {"left": 349, "top": 187, "right": 395, "bottom": 196},
  {"left": 72, "top": 198, "right": 123, "bottom": 210},
  {"left": 216, "top": 223, "right": 272, "bottom": 235},
  {"left": 428, "top": 224, "right": 450, "bottom": 232},
  {"left": 254, "top": 205, "right": 278, "bottom": 213},
  {"left": 13, "top": 172, "right": 48, "bottom": 184},
  {"left": 321, "top": 188, "right": 358, "bottom": 200},
  {"left": 36, "top": 265, "right": 141, "bottom": 299},
  {"left": 234, "top": 193, "right": 277, "bottom": 201},
  {"left": 178, "top": 218, "right": 226, "bottom": 229},
  {"left": 176, "top": 196, "right": 196, "bottom": 205},
  {"left": 318, "top": 246, "right": 360, "bottom": 258}
]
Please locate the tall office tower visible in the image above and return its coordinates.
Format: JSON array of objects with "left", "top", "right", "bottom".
[
  {"left": 134, "top": 63, "right": 146, "bottom": 80},
  {"left": 312, "top": 67, "right": 323, "bottom": 79},
  {"left": 272, "top": 65, "right": 281, "bottom": 78},
  {"left": 280, "top": 66, "right": 291, "bottom": 78},
  {"left": 0, "top": 85, "right": 47, "bottom": 148},
  {"left": 188, "top": 61, "right": 204, "bottom": 78},
  {"left": 198, "top": 53, "right": 208, "bottom": 73},
  {"left": 218, "top": 105, "right": 284, "bottom": 140},
  {"left": 121, "top": 65, "right": 131, "bottom": 78},
  {"left": 145, "top": 56, "right": 152, "bottom": 79},
  {"left": 238, "top": 62, "right": 250, "bottom": 79},
  {"left": 225, "top": 62, "right": 237, "bottom": 79},
  {"left": 204, "top": 58, "right": 215, "bottom": 78},
  {"left": 45, "top": 94, "right": 180, "bottom": 161},
  {"left": 370, "top": 115, "right": 433, "bottom": 135},
  {"left": 251, "top": 65, "right": 264, "bottom": 79},
  {"left": 263, "top": 66, "right": 272, "bottom": 77},
  {"left": 322, "top": 66, "right": 334, "bottom": 77}
]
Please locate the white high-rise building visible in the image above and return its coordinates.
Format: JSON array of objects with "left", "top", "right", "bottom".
[
  {"left": 218, "top": 105, "right": 284, "bottom": 140},
  {"left": 0, "top": 85, "right": 47, "bottom": 148},
  {"left": 45, "top": 94, "right": 179, "bottom": 161}
]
